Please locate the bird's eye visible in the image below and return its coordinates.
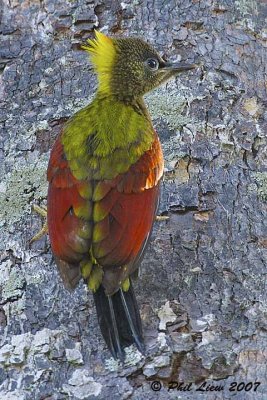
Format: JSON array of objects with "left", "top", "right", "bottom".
[{"left": 146, "top": 58, "right": 159, "bottom": 70}]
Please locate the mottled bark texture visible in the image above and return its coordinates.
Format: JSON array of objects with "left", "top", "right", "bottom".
[{"left": 0, "top": 0, "right": 267, "bottom": 399}]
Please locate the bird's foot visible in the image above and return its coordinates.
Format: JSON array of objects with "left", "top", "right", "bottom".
[
  {"left": 155, "top": 215, "right": 169, "bottom": 221},
  {"left": 30, "top": 204, "right": 48, "bottom": 244}
]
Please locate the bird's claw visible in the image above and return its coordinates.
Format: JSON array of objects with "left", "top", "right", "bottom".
[
  {"left": 155, "top": 215, "right": 169, "bottom": 221},
  {"left": 30, "top": 204, "right": 48, "bottom": 244}
]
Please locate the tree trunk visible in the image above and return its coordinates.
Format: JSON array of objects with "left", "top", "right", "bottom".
[{"left": 0, "top": 0, "right": 266, "bottom": 399}]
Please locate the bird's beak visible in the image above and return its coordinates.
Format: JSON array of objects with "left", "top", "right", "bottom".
[{"left": 161, "top": 61, "right": 198, "bottom": 73}]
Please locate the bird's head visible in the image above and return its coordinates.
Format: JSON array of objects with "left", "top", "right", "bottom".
[{"left": 82, "top": 31, "right": 196, "bottom": 101}]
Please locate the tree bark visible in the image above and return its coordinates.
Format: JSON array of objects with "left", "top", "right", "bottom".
[{"left": 0, "top": 0, "right": 266, "bottom": 399}]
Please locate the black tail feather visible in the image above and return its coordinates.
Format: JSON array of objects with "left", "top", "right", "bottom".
[
  {"left": 93, "top": 281, "right": 144, "bottom": 360},
  {"left": 107, "top": 295, "right": 124, "bottom": 360},
  {"left": 119, "top": 289, "right": 145, "bottom": 354}
]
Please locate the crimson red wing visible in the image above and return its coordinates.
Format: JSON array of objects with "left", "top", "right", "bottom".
[
  {"left": 92, "top": 136, "right": 164, "bottom": 278},
  {"left": 47, "top": 137, "right": 92, "bottom": 267},
  {"left": 92, "top": 186, "right": 160, "bottom": 266}
]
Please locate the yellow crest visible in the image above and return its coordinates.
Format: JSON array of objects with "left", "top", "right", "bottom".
[{"left": 82, "top": 30, "right": 116, "bottom": 93}]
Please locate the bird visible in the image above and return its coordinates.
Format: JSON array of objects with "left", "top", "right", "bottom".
[{"left": 37, "top": 30, "right": 196, "bottom": 360}]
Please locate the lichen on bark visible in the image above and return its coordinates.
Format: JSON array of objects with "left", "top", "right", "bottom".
[{"left": 0, "top": 0, "right": 266, "bottom": 399}]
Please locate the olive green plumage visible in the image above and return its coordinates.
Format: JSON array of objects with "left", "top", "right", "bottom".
[{"left": 62, "top": 96, "right": 154, "bottom": 181}]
